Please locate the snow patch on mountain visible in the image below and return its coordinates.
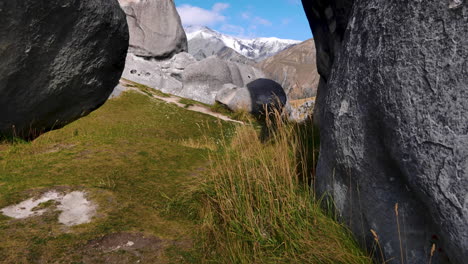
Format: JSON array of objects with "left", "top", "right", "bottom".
[{"left": 185, "top": 26, "right": 301, "bottom": 62}]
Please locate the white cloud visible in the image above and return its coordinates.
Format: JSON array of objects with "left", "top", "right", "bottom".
[
  {"left": 254, "top": 17, "right": 272, "bottom": 26},
  {"left": 212, "top": 3, "right": 230, "bottom": 12},
  {"left": 240, "top": 10, "right": 272, "bottom": 28},
  {"left": 241, "top": 12, "right": 250, "bottom": 20},
  {"left": 177, "top": 3, "right": 230, "bottom": 27}
]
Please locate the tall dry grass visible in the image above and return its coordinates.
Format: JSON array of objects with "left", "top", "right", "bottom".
[{"left": 200, "top": 110, "right": 371, "bottom": 263}]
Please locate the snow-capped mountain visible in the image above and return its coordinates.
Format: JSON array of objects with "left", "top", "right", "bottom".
[{"left": 185, "top": 26, "right": 301, "bottom": 62}]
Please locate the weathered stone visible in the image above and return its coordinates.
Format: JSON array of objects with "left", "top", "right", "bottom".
[
  {"left": 215, "top": 84, "right": 251, "bottom": 112},
  {"left": 216, "top": 79, "right": 287, "bottom": 115},
  {"left": 284, "top": 98, "right": 315, "bottom": 123},
  {"left": 0, "top": 0, "right": 128, "bottom": 139},
  {"left": 121, "top": 54, "right": 265, "bottom": 105},
  {"left": 118, "top": 0, "right": 187, "bottom": 59},
  {"left": 302, "top": 0, "right": 467, "bottom": 263},
  {"left": 121, "top": 53, "right": 189, "bottom": 95},
  {"left": 180, "top": 56, "right": 265, "bottom": 104}
]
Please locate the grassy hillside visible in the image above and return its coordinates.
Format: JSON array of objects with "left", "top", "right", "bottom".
[
  {"left": 0, "top": 84, "right": 369, "bottom": 263},
  {"left": 0, "top": 90, "right": 235, "bottom": 263}
]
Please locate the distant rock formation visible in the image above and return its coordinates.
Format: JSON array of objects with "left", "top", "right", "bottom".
[
  {"left": 216, "top": 47, "right": 256, "bottom": 65},
  {"left": 181, "top": 57, "right": 264, "bottom": 104},
  {"left": 216, "top": 79, "right": 287, "bottom": 115},
  {"left": 118, "top": 0, "right": 187, "bottom": 59},
  {"left": 302, "top": 0, "right": 467, "bottom": 263},
  {"left": 123, "top": 54, "right": 265, "bottom": 105},
  {"left": 0, "top": 0, "right": 128, "bottom": 139},
  {"left": 256, "top": 39, "right": 319, "bottom": 100},
  {"left": 121, "top": 53, "right": 191, "bottom": 96},
  {"left": 256, "top": 39, "right": 319, "bottom": 122},
  {"left": 189, "top": 41, "right": 256, "bottom": 65}
]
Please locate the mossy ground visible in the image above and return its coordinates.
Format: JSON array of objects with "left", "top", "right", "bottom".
[{"left": 0, "top": 90, "right": 235, "bottom": 263}]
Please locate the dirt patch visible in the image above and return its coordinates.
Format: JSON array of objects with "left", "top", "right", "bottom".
[
  {"left": 0, "top": 144, "right": 9, "bottom": 152},
  {"left": 81, "top": 232, "right": 192, "bottom": 264},
  {"left": 75, "top": 149, "right": 100, "bottom": 160},
  {"left": 37, "top": 143, "right": 76, "bottom": 154}
]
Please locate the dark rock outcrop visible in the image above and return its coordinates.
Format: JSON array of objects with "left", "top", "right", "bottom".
[
  {"left": 0, "top": 0, "right": 129, "bottom": 139},
  {"left": 302, "top": 0, "right": 467, "bottom": 263},
  {"left": 118, "top": 0, "right": 187, "bottom": 59}
]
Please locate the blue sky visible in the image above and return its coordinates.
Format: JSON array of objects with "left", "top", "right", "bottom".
[{"left": 175, "top": 0, "right": 312, "bottom": 41}]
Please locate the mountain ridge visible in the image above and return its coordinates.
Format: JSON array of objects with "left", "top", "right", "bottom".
[
  {"left": 256, "top": 38, "right": 319, "bottom": 100},
  {"left": 185, "top": 26, "right": 301, "bottom": 62}
]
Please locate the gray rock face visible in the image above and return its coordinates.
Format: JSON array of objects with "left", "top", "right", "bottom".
[
  {"left": 122, "top": 54, "right": 264, "bottom": 105},
  {"left": 0, "top": 0, "right": 128, "bottom": 139},
  {"left": 302, "top": 0, "right": 467, "bottom": 263},
  {"left": 118, "top": 0, "right": 187, "bottom": 59},
  {"left": 188, "top": 36, "right": 227, "bottom": 61},
  {"left": 181, "top": 56, "right": 265, "bottom": 104},
  {"left": 216, "top": 79, "right": 287, "bottom": 115},
  {"left": 216, "top": 47, "right": 256, "bottom": 65},
  {"left": 121, "top": 53, "right": 194, "bottom": 95}
]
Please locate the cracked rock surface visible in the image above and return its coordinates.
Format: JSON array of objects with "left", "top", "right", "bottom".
[
  {"left": 302, "top": 0, "right": 467, "bottom": 263},
  {"left": 118, "top": 0, "right": 187, "bottom": 59}
]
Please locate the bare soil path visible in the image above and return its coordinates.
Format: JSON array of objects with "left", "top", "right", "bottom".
[{"left": 119, "top": 79, "right": 243, "bottom": 124}]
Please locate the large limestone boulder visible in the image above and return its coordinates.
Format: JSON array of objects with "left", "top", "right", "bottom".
[
  {"left": 215, "top": 79, "right": 287, "bottom": 115},
  {"left": 180, "top": 56, "right": 265, "bottom": 104},
  {"left": 121, "top": 54, "right": 265, "bottom": 105},
  {"left": 121, "top": 52, "right": 197, "bottom": 95},
  {"left": 118, "top": 0, "right": 187, "bottom": 59},
  {"left": 302, "top": 0, "right": 467, "bottom": 263},
  {"left": 0, "top": 0, "right": 128, "bottom": 139}
]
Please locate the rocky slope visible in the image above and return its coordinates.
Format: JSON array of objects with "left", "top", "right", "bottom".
[
  {"left": 302, "top": 0, "right": 467, "bottom": 263},
  {"left": 215, "top": 47, "right": 256, "bottom": 65},
  {"left": 0, "top": 0, "right": 128, "bottom": 139},
  {"left": 118, "top": 0, "right": 187, "bottom": 59},
  {"left": 186, "top": 26, "right": 300, "bottom": 62},
  {"left": 256, "top": 39, "right": 319, "bottom": 100}
]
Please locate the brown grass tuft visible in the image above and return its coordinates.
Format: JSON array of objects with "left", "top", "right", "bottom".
[{"left": 200, "top": 109, "right": 371, "bottom": 263}]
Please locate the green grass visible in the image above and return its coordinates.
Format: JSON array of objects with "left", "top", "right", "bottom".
[
  {"left": 209, "top": 102, "right": 257, "bottom": 124},
  {"left": 122, "top": 78, "right": 171, "bottom": 98},
  {"left": 0, "top": 90, "right": 235, "bottom": 263},
  {"left": 178, "top": 98, "right": 210, "bottom": 108},
  {"left": 0, "top": 84, "right": 369, "bottom": 263}
]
